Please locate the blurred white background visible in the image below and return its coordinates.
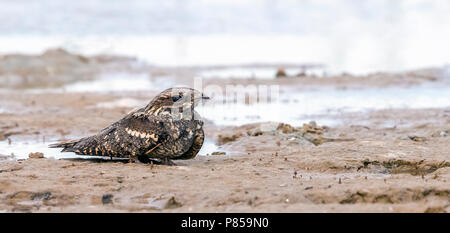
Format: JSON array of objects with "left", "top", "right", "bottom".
[{"left": 0, "top": 0, "right": 449, "bottom": 74}]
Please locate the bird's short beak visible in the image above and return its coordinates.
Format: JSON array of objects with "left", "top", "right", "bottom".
[{"left": 201, "top": 94, "right": 210, "bottom": 100}]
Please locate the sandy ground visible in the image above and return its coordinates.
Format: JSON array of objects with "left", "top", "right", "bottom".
[{"left": 0, "top": 50, "right": 449, "bottom": 212}]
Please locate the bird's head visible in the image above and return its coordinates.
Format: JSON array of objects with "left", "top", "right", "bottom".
[{"left": 145, "top": 87, "right": 210, "bottom": 118}]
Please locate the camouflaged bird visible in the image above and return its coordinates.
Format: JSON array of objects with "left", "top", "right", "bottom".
[{"left": 49, "top": 87, "right": 209, "bottom": 165}]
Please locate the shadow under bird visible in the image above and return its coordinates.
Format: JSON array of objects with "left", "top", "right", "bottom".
[{"left": 49, "top": 87, "right": 209, "bottom": 165}]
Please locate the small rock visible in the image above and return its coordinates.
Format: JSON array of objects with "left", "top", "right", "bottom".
[
  {"left": 102, "top": 194, "right": 114, "bottom": 205},
  {"left": 431, "top": 130, "right": 448, "bottom": 137},
  {"left": 277, "top": 123, "right": 295, "bottom": 134},
  {"left": 247, "top": 128, "right": 264, "bottom": 136},
  {"left": 299, "top": 121, "right": 323, "bottom": 135},
  {"left": 218, "top": 133, "right": 242, "bottom": 145},
  {"left": 211, "top": 151, "right": 226, "bottom": 156},
  {"left": 28, "top": 152, "right": 44, "bottom": 159},
  {"left": 408, "top": 136, "right": 426, "bottom": 142},
  {"left": 244, "top": 122, "right": 280, "bottom": 137},
  {"left": 304, "top": 186, "right": 313, "bottom": 190},
  {"left": 31, "top": 191, "right": 52, "bottom": 201},
  {"left": 275, "top": 68, "right": 287, "bottom": 78},
  {"left": 146, "top": 195, "right": 182, "bottom": 210}
]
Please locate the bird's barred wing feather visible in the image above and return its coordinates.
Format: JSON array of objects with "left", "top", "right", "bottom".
[
  {"left": 50, "top": 107, "right": 198, "bottom": 159},
  {"left": 59, "top": 111, "right": 168, "bottom": 157}
]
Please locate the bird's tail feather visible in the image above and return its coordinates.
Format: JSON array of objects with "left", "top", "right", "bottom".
[{"left": 48, "top": 139, "right": 82, "bottom": 151}]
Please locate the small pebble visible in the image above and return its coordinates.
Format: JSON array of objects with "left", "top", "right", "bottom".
[
  {"left": 102, "top": 194, "right": 114, "bottom": 205},
  {"left": 211, "top": 151, "right": 226, "bottom": 155},
  {"left": 408, "top": 136, "right": 426, "bottom": 142},
  {"left": 28, "top": 152, "right": 44, "bottom": 159}
]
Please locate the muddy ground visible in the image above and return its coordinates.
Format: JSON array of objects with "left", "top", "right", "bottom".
[{"left": 0, "top": 50, "right": 449, "bottom": 212}]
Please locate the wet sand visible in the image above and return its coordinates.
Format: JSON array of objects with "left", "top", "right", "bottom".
[{"left": 0, "top": 50, "right": 449, "bottom": 212}]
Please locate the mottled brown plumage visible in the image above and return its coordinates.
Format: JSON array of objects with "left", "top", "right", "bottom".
[{"left": 49, "top": 87, "right": 209, "bottom": 164}]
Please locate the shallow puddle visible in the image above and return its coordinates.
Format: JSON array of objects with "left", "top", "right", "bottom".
[
  {"left": 198, "top": 84, "right": 450, "bottom": 126},
  {"left": 198, "top": 139, "right": 222, "bottom": 155},
  {"left": 0, "top": 140, "right": 96, "bottom": 160},
  {"left": 0, "top": 138, "right": 221, "bottom": 161}
]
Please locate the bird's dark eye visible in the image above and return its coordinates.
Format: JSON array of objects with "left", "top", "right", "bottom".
[{"left": 172, "top": 96, "right": 181, "bottom": 102}]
